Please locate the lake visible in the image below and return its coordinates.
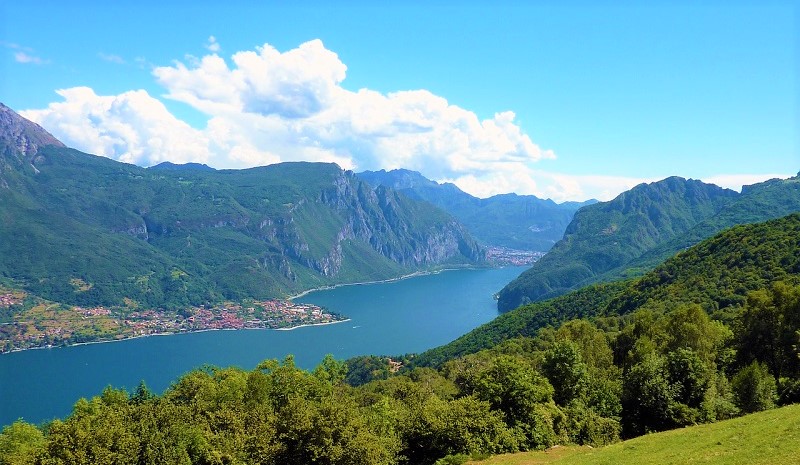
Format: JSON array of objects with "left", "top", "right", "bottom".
[{"left": 0, "top": 266, "right": 526, "bottom": 426}]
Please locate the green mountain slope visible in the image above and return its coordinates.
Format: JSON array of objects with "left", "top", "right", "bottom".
[
  {"left": 0, "top": 104, "right": 484, "bottom": 310},
  {"left": 497, "top": 177, "right": 744, "bottom": 311},
  {"left": 417, "top": 213, "right": 800, "bottom": 367},
  {"left": 606, "top": 175, "right": 800, "bottom": 279},
  {"left": 358, "top": 169, "right": 593, "bottom": 251}
]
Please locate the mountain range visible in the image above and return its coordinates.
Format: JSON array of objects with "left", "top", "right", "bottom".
[
  {"left": 357, "top": 168, "right": 594, "bottom": 251},
  {"left": 497, "top": 174, "right": 800, "bottom": 311},
  {"left": 0, "top": 103, "right": 483, "bottom": 310}
]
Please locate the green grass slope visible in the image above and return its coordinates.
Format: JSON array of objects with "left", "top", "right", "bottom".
[{"left": 467, "top": 403, "right": 800, "bottom": 465}]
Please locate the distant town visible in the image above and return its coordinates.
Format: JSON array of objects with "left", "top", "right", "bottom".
[
  {"left": 485, "top": 246, "right": 544, "bottom": 266},
  {"left": 0, "top": 293, "right": 346, "bottom": 353}
]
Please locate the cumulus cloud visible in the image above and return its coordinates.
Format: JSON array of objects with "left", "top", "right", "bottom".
[
  {"left": 23, "top": 39, "right": 581, "bottom": 197},
  {"left": 21, "top": 87, "right": 210, "bottom": 166}
]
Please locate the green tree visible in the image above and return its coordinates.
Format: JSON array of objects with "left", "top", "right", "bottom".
[
  {"left": 621, "top": 354, "right": 676, "bottom": 437},
  {"left": 666, "top": 348, "right": 710, "bottom": 409},
  {"left": 541, "top": 340, "right": 588, "bottom": 406},
  {"left": 731, "top": 361, "right": 777, "bottom": 413},
  {"left": 0, "top": 421, "right": 45, "bottom": 465}
]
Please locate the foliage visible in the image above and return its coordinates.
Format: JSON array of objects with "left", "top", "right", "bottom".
[
  {"left": 3, "top": 274, "right": 800, "bottom": 463},
  {"left": 731, "top": 362, "right": 777, "bottom": 414},
  {"left": 419, "top": 214, "right": 800, "bottom": 369}
]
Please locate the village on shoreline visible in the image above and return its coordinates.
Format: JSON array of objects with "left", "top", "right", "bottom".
[{"left": 0, "top": 292, "right": 346, "bottom": 354}]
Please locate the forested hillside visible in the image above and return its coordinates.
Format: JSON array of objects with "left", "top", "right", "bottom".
[
  {"left": 419, "top": 213, "right": 800, "bottom": 366},
  {"left": 0, "top": 104, "right": 483, "bottom": 312},
  {"left": 2, "top": 215, "right": 798, "bottom": 465},
  {"left": 497, "top": 175, "right": 800, "bottom": 311}
]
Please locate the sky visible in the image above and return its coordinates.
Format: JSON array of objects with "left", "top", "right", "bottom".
[{"left": 1, "top": 1, "right": 797, "bottom": 202}]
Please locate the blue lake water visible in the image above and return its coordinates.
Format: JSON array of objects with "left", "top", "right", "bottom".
[{"left": 0, "top": 266, "right": 526, "bottom": 426}]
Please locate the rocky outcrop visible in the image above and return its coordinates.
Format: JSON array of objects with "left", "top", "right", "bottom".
[{"left": 0, "top": 103, "right": 64, "bottom": 159}]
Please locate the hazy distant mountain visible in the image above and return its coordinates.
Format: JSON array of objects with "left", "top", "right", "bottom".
[
  {"left": 358, "top": 169, "right": 594, "bottom": 252},
  {"left": 0, "top": 104, "right": 484, "bottom": 310}
]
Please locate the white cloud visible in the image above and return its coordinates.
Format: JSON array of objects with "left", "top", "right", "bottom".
[
  {"left": 24, "top": 39, "right": 789, "bottom": 203},
  {"left": 205, "top": 36, "right": 220, "bottom": 53},
  {"left": 98, "top": 52, "right": 125, "bottom": 64},
  {"left": 21, "top": 87, "right": 210, "bottom": 166},
  {"left": 14, "top": 51, "right": 47, "bottom": 65},
  {"left": 2, "top": 41, "right": 48, "bottom": 64},
  {"left": 22, "top": 39, "right": 576, "bottom": 197},
  {"left": 151, "top": 39, "right": 553, "bottom": 173}
]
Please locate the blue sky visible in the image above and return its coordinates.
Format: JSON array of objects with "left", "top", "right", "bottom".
[{"left": 1, "top": 1, "right": 797, "bottom": 201}]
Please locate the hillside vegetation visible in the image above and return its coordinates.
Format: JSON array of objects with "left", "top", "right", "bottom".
[
  {"left": 498, "top": 175, "right": 800, "bottom": 311},
  {"left": 417, "top": 213, "right": 800, "bottom": 367},
  {"left": 2, "top": 214, "right": 798, "bottom": 465}
]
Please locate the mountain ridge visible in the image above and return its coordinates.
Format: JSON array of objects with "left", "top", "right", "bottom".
[
  {"left": 357, "top": 168, "right": 595, "bottom": 252},
  {"left": 496, "top": 174, "right": 800, "bottom": 311}
]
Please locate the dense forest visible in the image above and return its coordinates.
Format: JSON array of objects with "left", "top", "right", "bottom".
[{"left": 2, "top": 214, "right": 798, "bottom": 465}]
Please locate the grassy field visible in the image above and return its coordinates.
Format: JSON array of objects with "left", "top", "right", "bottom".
[{"left": 467, "top": 404, "right": 800, "bottom": 465}]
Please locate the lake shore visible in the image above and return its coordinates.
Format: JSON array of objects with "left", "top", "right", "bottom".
[
  {"left": 288, "top": 267, "right": 465, "bottom": 300},
  {"left": 2, "top": 318, "right": 352, "bottom": 355}
]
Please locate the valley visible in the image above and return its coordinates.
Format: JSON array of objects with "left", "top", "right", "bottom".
[{"left": 1, "top": 4, "right": 795, "bottom": 464}]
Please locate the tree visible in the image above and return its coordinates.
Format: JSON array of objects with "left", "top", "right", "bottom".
[
  {"left": 541, "top": 340, "right": 588, "bottom": 406},
  {"left": 666, "top": 348, "right": 710, "bottom": 409},
  {"left": 731, "top": 361, "right": 777, "bottom": 413},
  {"left": 621, "top": 354, "right": 676, "bottom": 437},
  {"left": 0, "top": 421, "right": 45, "bottom": 465}
]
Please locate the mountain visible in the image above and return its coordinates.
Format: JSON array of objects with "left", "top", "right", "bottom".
[
  {"left": 497, "top": 177, "right": 739, "bottom": 310},
  {"left": 0, "top": 103, "right": 64, "bottom": 155},
  {"left": 612, "top": 175, "right": 800, "bottom": 277},
  {"left": 417, "top": 212, "right": 800, "bottom": 367},
  {"left": 358, "top": 169, "right": 594, "bottom": 251},
  {"left": 148, "top": 161, "right": 216, "bottom": 172},
  {"left": 0, "top": 104, "right": 483, "bottom": 310}
]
